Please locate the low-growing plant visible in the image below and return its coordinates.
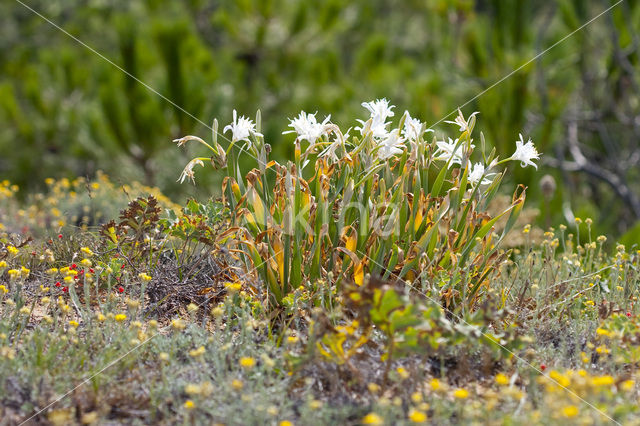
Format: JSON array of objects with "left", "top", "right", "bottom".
[{"left": 175, "top": 101, "right": 539, "bottom": 313}]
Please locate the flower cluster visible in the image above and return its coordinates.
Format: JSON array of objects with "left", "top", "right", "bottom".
[{"left": 177, "top": 100, "right": 540, "bottom": 186}]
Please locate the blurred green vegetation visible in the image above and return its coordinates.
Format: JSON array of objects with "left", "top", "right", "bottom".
[{"left": 1, "top": 0, "right": 639, "bottom": 240}]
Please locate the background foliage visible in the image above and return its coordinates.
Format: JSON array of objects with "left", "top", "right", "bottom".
[{"left": 1, "top": 0, "right": 639, "bottom": 238}]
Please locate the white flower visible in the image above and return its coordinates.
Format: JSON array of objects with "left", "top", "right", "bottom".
[
  {"left": 362, "top": 98, "right": 395, "bottom": 124},
  {"left": 510, "top": 134, "right": 540, "bottom": 169},
  {"left": 356, "top": 98, "right": 395, "bottom": 139},
  {"left": 401, "top": 111, "right": 433, "bottom": 141},
  {"left": 283, "top": 111, "right": 331, "bottom": 144},
  {"left": 177, "top": 158, "right": 205, "bottom": 184},
  {"left": 223, "top": 109, "right": 262, "bottom": 145},
  {"left": 319, "top": 128, "right": 351, "bottom": 162},
  {"left": 467, "top": 162, "right": 496, "bottom": 186},
  {"left": 445, "top": 109, "right": 479, "bottom": 133},
  {"left": 377, "top": 128, "right": 405, "bottom": 160},
  {"left": 355, "top": 117, "right": 389, "bottom": 139},
  {"left": 434, "top": 138, "right": 474, "bottom": 167}
]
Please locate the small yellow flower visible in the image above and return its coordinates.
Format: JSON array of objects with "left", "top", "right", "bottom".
[
  {"left": 309, "top": 400, "right": 322, "bottom": 410},
  {"left": 224, "top": 282, "right": 242, "bottom": 294},
  {"left": 396, "top": 366, "right": 410, "bottom": 380},
  {"left": 367, "top": 382, "right": 381, "bottom": 393},
  {"left": 361, "top": 413, "right": 384, "bottom": 425},
  {"left": 138, "top": 272, "right": 152, "bottom": 282},
  {"left": 19, "top": 306, "right": 31, "bottom": 315},
  {"left": 41, "top": 297, "right": 50, "bottom": 305},
  {"left": 430, "top": 378, "right": 441, "bottom": 391},
  {"left": 0, "top": 285, "right": 8, "bottom": 294},
  {"left": 69, "top": 320, "right": 79, "bottom": 328},
  {"left": 239, "top": 357, "right": 256, "bottom": 370},
  {"left": 183, "top": 400, "right": 195, "bottom": 410},
  {"left": 20, "top": 266, "right": 30, "bottom": 278},
  {"left": 187, "top": 303, "right": 199, "bottom": 314},
  {"left": 411, "top": 392, "right": 422, "bottom": 403},
  {"left": 80, "top": 247, "right": 94, "bottom": 257},
  {"left": 115, "top": 314, "right": 127, "bottom": 322},
  {"left": 96, "top": 313, "right": 106, "bottom": 322},
  {"left": 6, "top": 246, "right": 19, "bottom": 256},
  {"left": 211, "top": 306, "right": 224, "bottom": 317},
  {"left": 46, "top": 268, "right": 59, "bottom": 275},
  {"left": 596, "top": 328, "right": 611, "bottom": 337},
  {"left": 231, "top": 379, "right": 244, "bottom": 390},
  {"left": 562, "top": 405, "right": 578, "bottom": 418},
  {"left": 80, "top": 411, "right": 98, "bottom": 424},
  {"left": 159, "top": 352, "right": 170, "bottom": 362},
  {"left": 495, "top": 373, "right": 510, "bottom": 385},
  {"left": 7, "top": 269, "right": 20, "bottom": 281},
  {"left": 80, "top": 259, "right": 92, "bottom": 268},
  {"left": 453, "top": 388, "right": 469, "bottom": 399},
  {"left": 171, "top": 318, "right": 186, "bottom": 331},
  {"left": 189, "top": 346, "right": 205, "bottom": 358},
  {"left": 591, "top": 375, "right": 614, "bottom": 387},
  {"left": 621, "top": 380, "right": 634, "bottom": 391},
  {"left": 279, "top": 421, "right": 293, "bottom": 426},
  {"left": 184, "top": 384, "right": 202, "bottom": 395},
  {"left": 408, "top": 409, "right": 427, "bottom": 423}
]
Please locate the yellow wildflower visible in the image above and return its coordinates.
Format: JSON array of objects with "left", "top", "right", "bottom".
[
  {"left": 114, "top": 314, "right": 127, "bottom": 322},
  {"left": 430, "top": 378, "right": 441, "bottom": 391},
  {"left": 453, "top": 388, "right": 469, "bottom": 399},
  {"left": 183, "top": 400, "right": 195, "bottom": 410},
  {"left": 138, "top": 272, "right": 152, "bottom": 282},
  {"left": 396, "top": 367, "right": 410, "bottom": 380},
  {"left": 367, "top": 383, "right": 381, "bottom": 393},
  {"left": 171, "top": 318, "right": 186, "bottom": 331},
  {"left": 562, "top": 405, "right": 578, "bottom": 418},
  {"left": 239, "top": 357, "right": 256, "bottom": 370},
  {"left": 184, "top": 384, "right": 202, "bottom": 395},
  {"left": 231, "top": 379, "right": 244, "bottom": 390},
  {"left": 408, "top": 409, "right": 427, "bottom": 423},
  {"left": 80, "top": 247, "right": 94, "bottom": 257},
  {"left": 495, "top": 373, "right": 510, "bottom": 385},
  {"left": 591, "top": 375, "right": 614, "bottom": 387},
  {"left": 189, "top": 346, "right": 205, "bottom": 358},
  {"left": 361, "top": 413, "right": 384, "bottom": 425},
  {"left": 225, "top": 282, "right": 242, "bottom": 294}
]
